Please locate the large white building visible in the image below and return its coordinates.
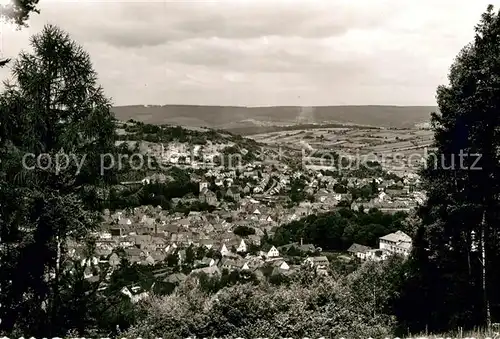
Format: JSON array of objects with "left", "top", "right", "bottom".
[
  {"left": 379, "top": 231, "right": 412, "bottom": 256},
  {"left": 347, "top": 230, "right": 412, "bottom": 261}
]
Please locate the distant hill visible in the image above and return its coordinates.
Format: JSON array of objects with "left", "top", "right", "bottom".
[{"left": 111, "top": 105, "right": 437, "bottom": 132}]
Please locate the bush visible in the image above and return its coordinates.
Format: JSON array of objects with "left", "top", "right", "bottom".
[
  {"left": 233, "top": 225, "right": 256, "bottom": 237},
  {"left": 123, "top": 266, "right": 397, "bottom": 339}
]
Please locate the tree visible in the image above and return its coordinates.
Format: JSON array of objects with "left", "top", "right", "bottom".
[
  {"left": 0, "top": 24, "right": 117, "bottom": 336},
  {"left": 0, "top": 58, "right": 11, "bottom": 67},
  {"left": 1, "top": 0, "right": 40, "bottom": 27},
  {"left": 166, "top": 253, "right": 179, "bottom": 269},
  {"left": 185, "top": 245, "right": 196, "bottom": 266},
  {"left": 402, "top": 4, "right": 500, "bottom": 332},
  {"left": 0, "top": 0, "right": 41, "bottom": 67},
  {"left": 370, "top": 179, "right": 378, "bottom": 195},
  {"left": 233, "top": 225, "right": 256, "bottom": 237},
  {"left": 196, "top": 245, "right": 207, "bottom": 260}
]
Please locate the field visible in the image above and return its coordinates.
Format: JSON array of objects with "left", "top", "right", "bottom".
[
  {"left": 112, "top": 104, "right": 437, "bottom": 174},
  {"left": 249, "top": 126, "right": 434, "bottom": 174}
]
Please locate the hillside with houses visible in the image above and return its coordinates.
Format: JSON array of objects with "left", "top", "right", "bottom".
[{"left": 65, "top": 120, "right": 422, "bottom": 305}]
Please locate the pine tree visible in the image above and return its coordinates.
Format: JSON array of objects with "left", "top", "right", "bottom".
[{"left": 0, "top": 24, "right": 118, "bottom": 335}]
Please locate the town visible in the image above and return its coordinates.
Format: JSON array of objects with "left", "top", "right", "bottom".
[{"left": 67, "top": 119, "right": 423, "bottom": 302}]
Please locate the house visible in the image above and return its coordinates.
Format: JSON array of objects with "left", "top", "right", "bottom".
[
  {"left": 304, "top": 256, "right": 330, "bottom": 273},
  {"left": 385, "top": 187, "right": 408, "bottom": 197},
  {"left": 350, "top": 201, "right": 374, "bottom": 212},
  {"left": 225, "top": 186, "right": 241, "bottom": 202},
  {"left": 120, "top": 286, "right": 150, "bottom": 303},
  {"left": 151, "top": 251, "right": 166, "bottom": 263},
  {"left": 347, "top": 243, "right": 373, "bottom": 260},
  {"left": 271, "top": 259, "right": 289, "bottom": 270},
  {"left": 219, "top": 258, "right": 243, "bottom": 270},
  {"left": 379, "top": 231, "right": 412, "bottom": 256},
  {"left": 164, "top": 273, "right": 187, "bottom": 284},
  {"left": 266, "top": 246, "right": 280, "bottom": 258},
  {"left": 142, "top": 254, "right": 155, "bottom": 266},
  {"left": 199, "top": 188, "right": 218, "bottom": 206},
  {"left": 279, "top": 241, "right": 317, "bottom": 255},
  {"left": 248, "top": 234, "right": 261, "bottom": 246},
  {"left": 220, "top": 243, "right": 230, "bottom": 256},
  {"left": 191, "top": 265, "right": 221, "bottom": 277},
  {"left": 148, "top": 173, "right": 168, "bottom": 184},
  {"left": 199, "top": 239, "right": 214, "bottom": 249},
  {"left": 298, "top": 243, "right": 317, "bottom": 253},
  {"left": 199, "top": 181, "right": 209, "bottom": 191},
  {"left": 195, "top": 257, "right": 216, "bottom": 268},
  {"left": 81, "top": 256, "right": 99, "bottom": 267},
  {"left": 365, "top": 248, "right": 389, "bottom": 261},
  {"left": 124, "top": 247, "right": 144, "bottom": 257},
  {"left": 243, "top": 184, "right": 252, "bottom": 194},
  {"left": 264, "top": 215, "right": 274, "bottom": 223},
  {"left": 270, "top": 259, "right": 291, "bottom": 276},
  {"left": 187, "top": 210, "right": 203, "bottom": 220},
  {"left": 236, "top": 239, "right": 247, "bottom": 253},
  {"left": 96, "top": 247, "right": 112, "bottom": 258}
]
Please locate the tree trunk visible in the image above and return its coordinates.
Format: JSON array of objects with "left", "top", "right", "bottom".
[
  {"left": 49, "top": 234, "right": 62, "bottom": 335},
  {"left": 480, "top": 210, "right": 491, "bottom": 328}
]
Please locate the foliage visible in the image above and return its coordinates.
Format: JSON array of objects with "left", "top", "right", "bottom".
[
  {"left": 399, "top": 5, "right": 500, "bottom": 333},
  {"left": 349, "top": 180, "right": 379, "bottom": 200},
  {"left": 288, "top": 176, "right": 308, "bottom": 204},
  {"left": 123, "top": 265, "right": 399, "bottom": 339},
  {"left": 196, "top": 269, "right": 259, "bottom": 294},
  {"left": 0, "top": 24, "right": 121, "bottom": 336},
  {"left": 272, "top": 208, "right": 407, "bottom": 251},
  {"left": 0, "top": 0, "right": 40, "bottom": 27},
  {"left": 105, "top": 169, "right": 198, "bottom": 211},
  {"left": 233, "top": 225, "right": 256, "bottom": 237},
  {"left": 120, "top": 123, "right": 223, "bottom": 145}
]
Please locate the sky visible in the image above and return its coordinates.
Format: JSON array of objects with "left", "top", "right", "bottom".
[{"left": 0, "top": 0, "right": 495, "bottom": 106}]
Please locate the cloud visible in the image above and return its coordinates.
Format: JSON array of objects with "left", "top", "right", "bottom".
[
  {"left": 54, "top": 1, "right": 406, "bottom": 48},
  {"left": 0, "top": 0, "right": 495, "bottom": 106}
]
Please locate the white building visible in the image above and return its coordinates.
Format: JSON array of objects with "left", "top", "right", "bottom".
[
  {"left": 81, "top": 256, "right": 99, "bottom": 267},
  {"left": 236, "top": 239, "right": 247, "bottom": 253},
  {"left": 347, "top": 243, "right": 372, "bottom": 260},
  {"left": 99, "top": 232, "right": 112, "bottom": 239},
  {"left": 266, "top": 246, "right": 280, "bottom": 258},
  {"left": 220, "top": 244, "right": 230, "bottom": 257},
  {"left": 199, "top": 181, "right": 209, "bottom": 191},
  {"left": 365, "top": 249, "right": 389, "bottom": 261},
  {"left": 379, "top": 231, "right": 412, "bottom": 256},
  {"left": 278, "top": 261, "right": 289, "bottom": 270},
  {"left": 304, "top": 256, "right": 329, "bottom": 274},
  {"left": 121, "top": 286, "right": 150, "bottom": 304}
]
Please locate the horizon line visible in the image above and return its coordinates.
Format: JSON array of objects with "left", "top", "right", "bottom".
[{"left": 112, "top": 104, "right": 439, "bottom": 108}]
